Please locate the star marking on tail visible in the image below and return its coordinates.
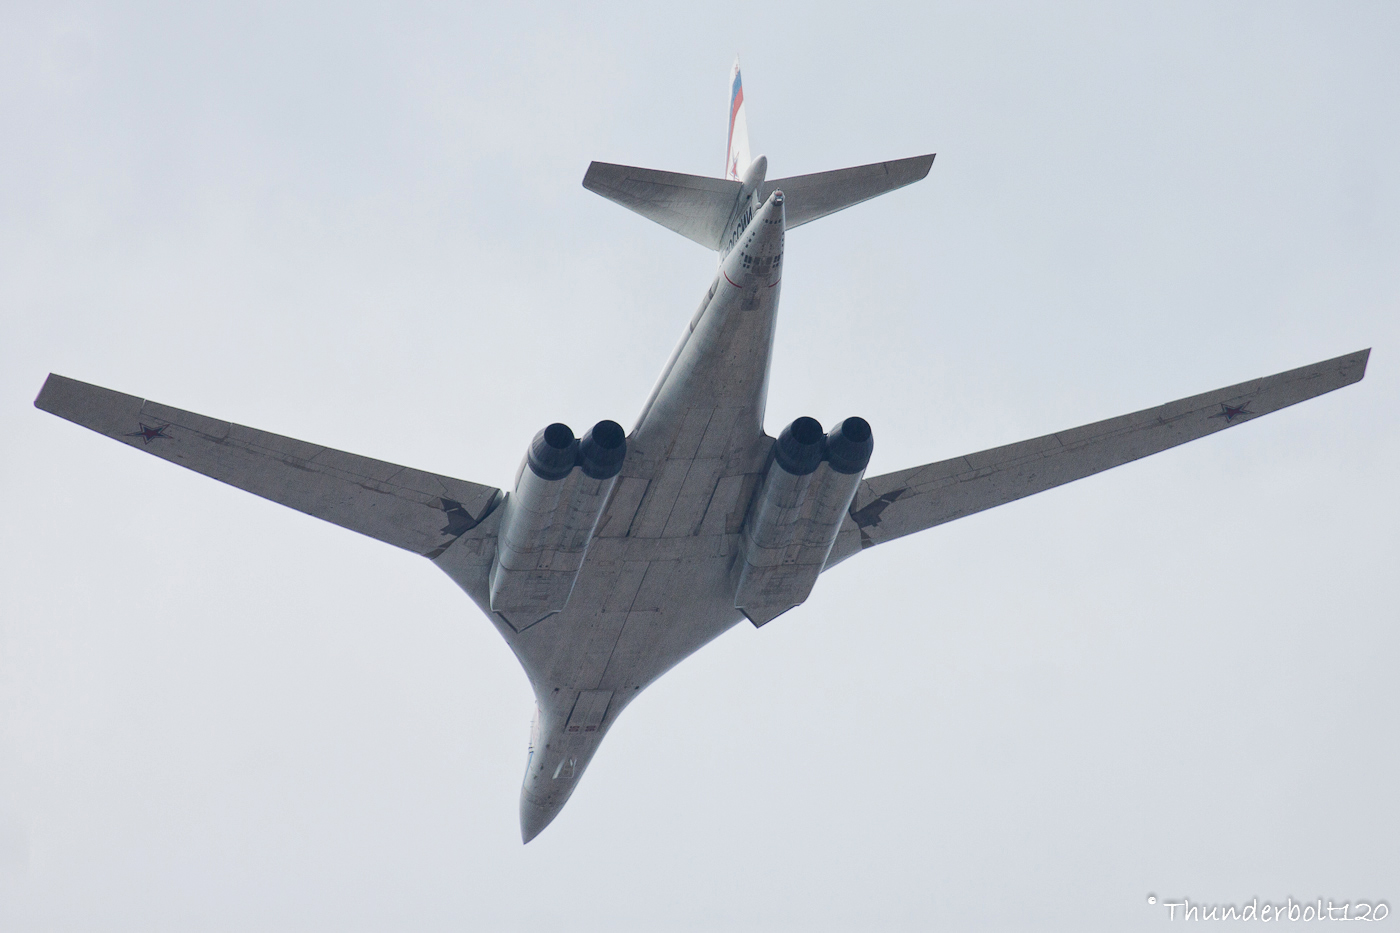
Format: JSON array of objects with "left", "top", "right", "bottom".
[
  {"left": 124, "top": 423, "right": 172, "bottom": 444},
  {"left": 1209, "top": 403, "right": 1253, "bottom": 423}
]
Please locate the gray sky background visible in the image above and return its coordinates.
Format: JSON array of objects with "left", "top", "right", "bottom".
[{"left": 2, "top": 3, "right": 1397, "bottom": 930}]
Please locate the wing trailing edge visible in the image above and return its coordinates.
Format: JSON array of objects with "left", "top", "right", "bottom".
[{"left": 825, "top": 348, "right": 1371, "bottom": 567}]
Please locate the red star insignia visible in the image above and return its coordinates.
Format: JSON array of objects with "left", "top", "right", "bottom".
[
  {"left": 124, "top": 423, "right": 172, "bottom": 444},
  {"left": 1209, "top": 403, "right": 1253, "bottom": 423}
]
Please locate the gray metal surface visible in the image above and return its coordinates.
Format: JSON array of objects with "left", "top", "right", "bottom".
[
  {"left": 33, "top": 374, "right": 501, "bottom": 558},
  {"left": 826, "top": 348, "right": 1370, "bottom": 566},
  {"left": 489, "top": 461, "right": 619, "bottom": 627},
  {"left": 32, "top": 147, "right": 1371, "bottom": 845},
  {"left": 585, "top": 153, "right": 936, "bottom": 247},
  {"left": 434, "top": 189, "right": 792, "bottom": 840},
  {"left": 760, "top": 153, "right": 936, "bottom": 228},
  {"left": 735, "top": 457, "right": 864, "bottom": 627},
  {"left": 582, "top": 161, "right": 741, "bottom": 250}
]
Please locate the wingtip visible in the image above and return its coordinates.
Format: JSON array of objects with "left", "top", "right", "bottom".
[
  {"left": 1317, "top": 348, "right": 1371, "bottom": 387},
  {"left": 1345, "top": 347, "right": 1371, "bottom": 383},
  {"left": 34, "top": 372, "right": 64, "bottom": 412}
]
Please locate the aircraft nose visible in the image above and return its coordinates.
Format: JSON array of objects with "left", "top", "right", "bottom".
[{"left": 520, "top": 795, "right": 561, "bottom": 844}]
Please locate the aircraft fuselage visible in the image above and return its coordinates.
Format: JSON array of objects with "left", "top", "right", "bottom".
[{"left": 439, "top": 187, "right": 790, "bottom": 840}]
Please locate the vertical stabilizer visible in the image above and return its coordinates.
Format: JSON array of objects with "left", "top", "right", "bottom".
[{"left": 726, "top": 58, "right": 751, "bottom": 180}]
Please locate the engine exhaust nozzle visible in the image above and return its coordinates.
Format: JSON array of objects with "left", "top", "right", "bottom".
[
  {"left": 774, "top": 416, "right": 825, "bottom": 476},
  {"left": 527, "top": 423, "right": 578, "bottom": 480},
  {"left": 825, "top": 417, "right": 873, "bottom": 474},
  {"left": 579, "top": 420, "right": 627, "bottom": 479}
]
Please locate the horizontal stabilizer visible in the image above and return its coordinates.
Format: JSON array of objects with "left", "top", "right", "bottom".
[
  {"left": 34, "top": 374, "right": 502, "bottom": 558},
  {"left": 825, "top": 348, "right": 1370, "bottom": 567},
  {"left": 583, "top": 162, "right": 741, "bottom": 251},
  {"left": 761, "top": 153, "right": 935, "bottom": 228}
]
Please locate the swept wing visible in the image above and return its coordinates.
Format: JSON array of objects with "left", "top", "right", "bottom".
[
  {"left": 826, "top": 348, "right": 1370, "bottom": 566},
  {"left": 35, "top": 374, "right": 501, "bottom": 558}
]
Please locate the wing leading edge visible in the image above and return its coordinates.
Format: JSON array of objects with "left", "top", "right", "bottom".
[
  {"left": 35, "top": 374, "right": 502, "bottom": 558},
  {"left": 825, "top": 348, "right": 1370, "bottom": 567}
]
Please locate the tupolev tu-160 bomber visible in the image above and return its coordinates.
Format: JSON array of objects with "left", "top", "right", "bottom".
[{"left": 34, "top": 61, "right": 1370, "bottom": 843}]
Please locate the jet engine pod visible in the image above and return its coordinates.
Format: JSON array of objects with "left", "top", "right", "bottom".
[
  {"left": 825, "top": 416, "right": 873, "bottom": 474},
  {"left": 734, "top": 415, "right": 874, "bottom": 626},
  {"left": 528, "top": 422, "right": 578, "bottom": 480},
  {"left": 578, "top": 419, "right": 627, "bottom": 479},
  {"left": 490, "top": 420, "right": 628, "bottom": 629},
  {"left": 774, "top": 415, "right": 825, "bottom": 475}
]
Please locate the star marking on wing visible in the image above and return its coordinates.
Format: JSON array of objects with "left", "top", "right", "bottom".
[
  {"left": 850, "top": 488, "right": 909, "bottom": 549},
  {"left": 124, "top": 422, "right": 172, "bottom": 444},
  {"left": 1209, "top": 403, "right": 1253, "bottom": 423}
]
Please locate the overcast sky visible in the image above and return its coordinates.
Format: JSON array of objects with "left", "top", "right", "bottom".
[{"left": 2, "top": 3, "right": 1397, "bottom": 931}]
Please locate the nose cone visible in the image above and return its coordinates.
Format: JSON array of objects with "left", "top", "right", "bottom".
[{"left": 520, "top": 794, "right": 562, "bottom": 844}]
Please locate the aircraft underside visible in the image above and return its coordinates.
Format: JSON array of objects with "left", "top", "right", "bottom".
[{"left": 33, "top": 62, "right": 1370, "bottom": 842}]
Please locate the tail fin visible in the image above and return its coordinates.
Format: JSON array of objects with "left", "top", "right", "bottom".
[
  {"left": 726, "top": 58, "right": 751, "bottom": 181},
  {"left": 582, "top": 60, "right": 934, "bottom": 249}
]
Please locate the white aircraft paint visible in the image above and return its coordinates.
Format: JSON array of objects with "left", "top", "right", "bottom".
[{"left": 31, "top": 64, "right": 1370, "bottom": 844}]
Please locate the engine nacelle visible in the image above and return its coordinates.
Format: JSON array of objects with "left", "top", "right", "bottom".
[
  {"left": 734, "top": 415, "right": 873, "bottom": 626},
  {"left": 489, "top": 419, "right": 627, "bottom": 628}
]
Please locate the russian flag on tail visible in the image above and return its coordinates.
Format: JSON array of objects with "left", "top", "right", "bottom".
[{"left": 726, "top": 58, "right": 751, "bottom": 180}]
